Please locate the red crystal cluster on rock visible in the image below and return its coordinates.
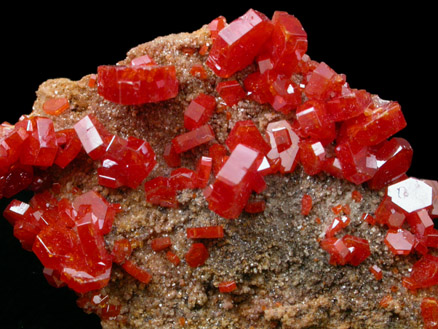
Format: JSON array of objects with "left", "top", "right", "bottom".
[{"left": 4, "top": 190, "right": 120, "bottom": 293}]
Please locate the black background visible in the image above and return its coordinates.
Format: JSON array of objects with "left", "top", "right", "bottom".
[{"left": 1, "top": 3, "right": 436, "bottom": 329}]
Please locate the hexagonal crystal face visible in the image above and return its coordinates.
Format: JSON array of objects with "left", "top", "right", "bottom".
[{"left": 387, "top": 177, "right": 433, "bottom": 213}]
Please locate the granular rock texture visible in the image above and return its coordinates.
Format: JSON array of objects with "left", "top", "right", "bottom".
[{"left": 4, "top": 14, "right": 437, "bottom": 329}]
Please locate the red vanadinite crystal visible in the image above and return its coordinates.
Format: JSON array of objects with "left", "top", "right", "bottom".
[
  {"left": 216, "top": 80, "right": 246, "bottom": 107},
  {"left": 163, "top": 143, "right": 181, "bottom": 168},
  {"left": 97, "top": 64, "right": 179, "bottom": 105},
  {"left": 1, "top": 163, "right": 34, "bottom": 199},
  {"left": 320, "top": 234, "right": 370, "bottom": 266},
  {"left": 325, "top": 216, "right": 351, "bottom": 238},
  {"left": 169, "top": 168, "right": 198, "bottom": 191},
  {"left": 368, "top": 137, "right": 413, "bottom": 190},
  {"left": 384, "top": 228, "right": 416, "bottom": 255},
  {"left": 257, "top": 11, "right": 307, "bottom": 77},
  {"left": 151, "top": 237, "right": 172, "bottom": 252},
  {"left": 326, "top": 88, "right": 372, "bottom": 122},
  {"left": 195, "top": 156, "right": 212, "bottom": 188},
  {"left": 208, "top": 16, "right": 227, "bottom": 42},
  {"left": 218, "top": 280, "right": 237, "bottom": 293},
  {"left": 421, "top": 297, "right": 438, "bottom": 329},
  {"left": 184, "top": 93, "right": 216, "bottom": 130},
  {"left": 54, "top": 129, "right": 82, "bottom": 169},
  {"left": 375, "top": 195, "right": 406, "bottom": 228},
  {"left": 205, "top": 144, "right": 265, "bottom": 219},
  {"left": 186, "top": 226, "right": 224, "bottom": 239},
  {"left": 206, "top": 9, "right": 273, "bottom": 78},
  {"left": 301, "top": 194, "right": 312, "bottom": 216},
  {"left": 74, "top": 114, "right": 110, "bottom": 160},
  {"left": 122, "top": 260, "right": 152, "bottom": 285},
  {"left": 424, "top": 179, "right": 438, "bottom": 218},
  {"left": 299, "top": 140, "right": 326, "bottom": 176},
  {"left": 98, "top": 135, "right": 156, "bottom": 189},
  {"left": 226, "top": 120, "right": 270, "bottom": 155},
  {"left": 144, "top": 176, "right": 178, "bottom": 208},
  {"left": 296, "top": 100, "right": 336, "bottom": 144},
  {"left": 185, "top": 242, "right": 209, "bottom": 267},
  {"left": 339, "top": 99, "right": 407, "bottom": 147},
  {"left": 304, "top": 62, "right": 345, "bottom": 101},
  {"left": 166, "top": 250, "right": 181, "bottom": 266},
  {"left": 42, "top": 97, "right": 70, "bottom": 116},
  {"left": 265, "top": 120, "right": 300, "bottom": 174},
  {"left": 171, "top": 124, "right": 215, "bottom": 154},
  {"left": 351, "top": 190, "right": 363, "bottom": 202},
  {"left": 130, "top": 54, "right": 156, "bottom": 66},
  {"left": 244, "top": 200, "right": 266, "bottom": 213},
  {"left": 406, "top": 209, "right": 435, "bottom": 237},
  {"left": 403, "top": 254, "right": 438, "bottom": 290},
  {"left": 19, "top": 117, "right": 58, "bottom": 167},
  {"left": 209, "top": 143, "right": 228, "bottom": 176},
  {"left": 190, "top": 64, "right": 208, "bottom": 80},
  {"left": 111, "top": 239, "right": 132, "bottom": 264},
  {"left": 369, "top": 265, "right": 383, "bottom": 281}
]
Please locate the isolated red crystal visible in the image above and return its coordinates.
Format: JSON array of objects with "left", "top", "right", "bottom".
[
  {"left": 111, "top": 239, "right": 132, "bottom": 264},
  {"left": 216, "top": 80, "right": 246, "bottom": 107},
  {"left": 54, "top": 129, "right": 82, "bottom": 169},
  {"left": 421, "top": 297, "right": 438, "bottom": 329},
  {"left": 151, "top": 237, "right": 172, "bottom": 252},
  {"left": 97, "top": 64, "right": 179, "bottom": 105},
  {"left": 186, "top": 226, "right": 224, "bottom": 239},
  {"left": 74, "top": 114, "right": 110, "bottom": 160},
  {"left": 122, "top": 260, "right": 152, "bottom": 284},
  {"left": 206, "top": 9, "right": 273, "bottom": 78},
  {"left": 205, "top": 144, "right": 264, "bottom": 219},
  {"left": 218, "top": 280, "right": 237, "bottom": 293},
  {"left": 171, "top": 124, "right": 215, "bottom": 154},
  {"left": 226, "top": 120, "right": 270, "bottom": 155},
  {"left": 184, "top": 93, "right": 216, "bottom": 130},
  {"left": 166, "top": 250, "right": 181, "bottom": 266},
  {"left": 301, "top": 194, "right": 312, "bottom": 215},
  {"left": 185, "top": 242, "right": 209, "bottom": 267},
  {"left": 244, "top": 200, "right": 266, "bottom": 213},
  {"left": 384, "top": 228, "right": 416, "bottom": 255},
  {"left": 19, "top": 117, "right": 58, "bottom": 167},
  {"left": 369, "top": 265, "right": 383, "bottom": 281},
  {"left": 42, "top": 97, "right": 70, "bottom": 116},
  {"left": 195, "top": 156, "right": 212, "bottom": 188},
  {"left": 265, "top": 120, "right": 300, "bottom": 174}
]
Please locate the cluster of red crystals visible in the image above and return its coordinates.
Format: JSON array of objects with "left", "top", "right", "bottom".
[
  {"left": 325, "top": 216, "right": 351, "bottom": 238},
  {"left": 402, "top": 254, "right": 438, "bottom": 290},
  {"left": 206, "top": 9, "right": 274, "bottom": 78},
  {"left": 421, "top": 297, "right": 438, "bottom": 329},
  {"left": 97, "top": 64, "right": 179, "bottom": 105},
  {"left": 3, "top": 189, "right": 119, "bottom": 293},
  {"left": 73, "top": 114, "right": 157, "bottom": 189},
  {"left": 320, "top": 234, "right": 371, "bottom": 266}
]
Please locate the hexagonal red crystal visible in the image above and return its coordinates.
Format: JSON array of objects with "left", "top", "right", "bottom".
[
  {"left": 185, "top": 242, "right": 209, "bottom": 267},
  {"left": 171, "top": 124, "right": 215, "bottom": 154},
  {"left": 97, "top": 64, "right": 179, "bottom": 105},
  {"left": 205, "top": 144, "right": 264, "bottom": 219},
  {"left": 184, "top": 93, "right": 216, "bottom": 130},
  {"left": 375, "top": 195, "right": 406, "bottom": 228},
  {"left": 206, "top": 9, "right": 273, "bottom": 78},
  {"left": 299, "top": 140, "right": 326, "bottom": 176},
  {"left": 384, "top": 228, "right": 416, "bottom": 255},
  {"left": 296, "top": 100, "right": 336, "bottom": 144},
  {"left": 216, "top": 80, "right": 246, "bottom": 107}
]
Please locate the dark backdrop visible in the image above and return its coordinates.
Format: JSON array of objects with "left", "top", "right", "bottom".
[{"left": 1, "top": 3, "right": 435, "bottom": 329}]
